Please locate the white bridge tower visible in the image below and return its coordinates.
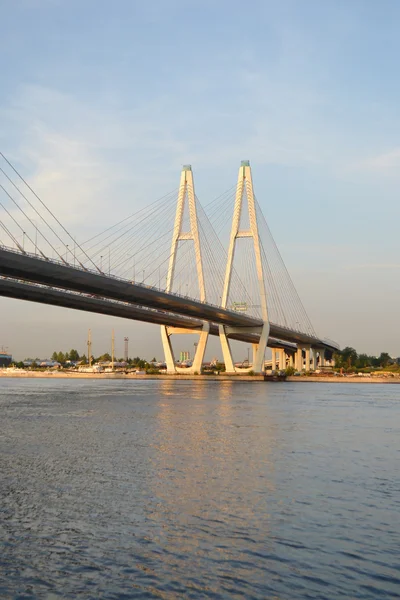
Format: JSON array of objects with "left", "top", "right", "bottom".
[
  {"left": 161, "top": 165, "right": 209, "bottom": 373},
  {"left": 219, "top": 160, "right": 270, "bottom": 373}
]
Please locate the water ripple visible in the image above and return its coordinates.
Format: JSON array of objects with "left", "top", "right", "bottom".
[{"left": 0, "top": 379, "right": 399, "bottom": 599}]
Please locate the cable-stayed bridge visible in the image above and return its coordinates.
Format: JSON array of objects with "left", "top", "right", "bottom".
[{"left": 0, "top": 153, "right": 339, "bottom": 373}]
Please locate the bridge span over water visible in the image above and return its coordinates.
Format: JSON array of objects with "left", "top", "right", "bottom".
[
  {"left": 0, "top": 156, "right": 338, "bottom": 373},
  {"left": 0, "top": 250, "right": 336, "bottom": 351}
]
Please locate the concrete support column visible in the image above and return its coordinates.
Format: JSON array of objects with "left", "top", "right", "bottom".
[
  {"left": 312, "top": 348, "right": 318, "bottom": 371},
  {"left": 289, "top": 353, "right": 294, "bottom": 368},
  {"left": 219, "top": 325, "right": 235, "bottom": 373},
  {"left": 319, "top": 349, "right": 325, "bottom": 368},
  {"left": 296, "top": 348, "right": 303, "bottom": 371},
  {"left": 252, "top": 343, "right": 258, "bottom": 368},
  {"left": 271, "top": 348, "right": 276, "bottom": 370},
  {"left": 279, "top": 349, "right": 286, "bottom": 370},
  {"left": 161, "top": 326, "right": 176, "bottom": 373},
  {"left": 191, "top": 323, "right": 209, "bottom": 373},
  {"left": 251, "top": 322, "right": 269, "bottom": 374},
  {"left": 304, "top": 345, "right": 311, "bottom": 371}
]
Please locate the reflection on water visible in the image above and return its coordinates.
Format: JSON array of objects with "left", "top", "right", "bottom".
[
  {"left": 153, "top": 380, "right": 276, "bottom": 560},
  {"left": 0, "top": 379, "right": 399, "bottom": 599}
]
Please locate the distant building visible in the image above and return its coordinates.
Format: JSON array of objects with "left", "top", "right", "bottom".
[
  {"left": 180, "top": 351, "right": 190, "bottom": 362},
  {"left": 0, "top": 351, "right": 12, "bottom": 367},
  {"left": 39, "top": 360, "right": 61, "bottom": 368},
  {"left": 23, "top": 359, "right": 60, "bottom": 368}
]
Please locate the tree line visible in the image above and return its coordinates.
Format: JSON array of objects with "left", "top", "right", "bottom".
[
  {"left": 14, "top": 352, "right": 159, "bottom": 370},
  {"left": 51, "top": 349, "right": 81, "bottom": 363},
  {"left": 333, "top": 347, "right": 395, "bottom": 370},
  {"left": 49, "top": 350, "right": 157, "bottom": 369}
]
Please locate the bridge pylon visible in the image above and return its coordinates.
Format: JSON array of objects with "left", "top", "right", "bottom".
[
  {"left": 161, "top": 165, "right": 209, "bottom": 373},
  {"left": 219, "top": 161, "right": 270, "bottom": 374}
]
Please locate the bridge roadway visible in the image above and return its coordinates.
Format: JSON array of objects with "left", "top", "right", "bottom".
[{"left": 0, "top": 246, "right": 338, "bottom": 352}]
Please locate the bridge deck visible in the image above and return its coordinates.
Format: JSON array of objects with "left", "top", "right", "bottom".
[{"left": 0, "top": 247, "right": 338, "bottom": 352}]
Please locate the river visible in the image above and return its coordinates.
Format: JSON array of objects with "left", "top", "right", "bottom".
[{"left": 0, "top": 379, "right": 399, "bottom": 599}]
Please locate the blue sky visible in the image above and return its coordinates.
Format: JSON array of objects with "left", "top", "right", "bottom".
[{"left": 1, "top": 0, "right": 400, "bottom": 359}]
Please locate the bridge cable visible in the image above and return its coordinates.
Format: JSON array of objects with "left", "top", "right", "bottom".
[
  {"left": 78, "top": 189, "right": 177, "bottom": 262},
  {"left": 0, "top": 197, "right": 47, "bottom": 259},
  {"left": 0, "top": 184, "right": 63, "bottom": 262},
  {"left": 80, "top": 187, "right": 179, "bottom": 247},
  {"left": 0, "top": 152, "right": 100, "bottom": 273},
  {"left": 255, "top": 195, "right": 317, "bottom": 336},
  {"left": 107, "top": 198, "right": 176, "bottom": 273},
  {"left": 84, "top": 192, "right": 177, "bottom": 274},
  {"left": 0, "top": 219, "right": 25, "bottom": 253}
]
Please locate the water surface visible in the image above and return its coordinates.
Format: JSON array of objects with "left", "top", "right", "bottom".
[{"left": 0, "top": 379, "right": 399, "bottom": 599}]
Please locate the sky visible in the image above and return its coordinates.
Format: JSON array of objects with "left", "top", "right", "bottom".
[{"left": 1, "top": 0, "right": 400, "bottom": 360}]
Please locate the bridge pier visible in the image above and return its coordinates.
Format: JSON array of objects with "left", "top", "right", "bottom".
[
  {"left": 304, "top": 345, "right": 311, "bottom": 371},
  {"left": 278, "top": 348, "right": 286, "bottom": 371},
  {"left": 219, "top": 325, "right": 236, "bottom": 373},
  {"left": 312, "top": 348, "right": 318, "bottom": 371},
  {"left": 271, "top": 348, "right": 277, "bottom": 370},
  {"left": 161, "top": 323, "right": 209, "bottom": 374},
  {"left": 219, "top": 322, "right": 269, "bottom": 374},
  {"left": 161, "top": 326, "right": 176, "bottom": 373},
  {"left": 319, "top": 348, "right": 325, "bottom": 368},
  {"left": 295, "top": 347, "right": 303, "bottom": 371},
  {"left": 252, "top": 343, "right": 259, "bottom": 368}
]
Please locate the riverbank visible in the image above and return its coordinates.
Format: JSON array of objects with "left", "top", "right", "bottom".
[
  {"left": 1, "top": 370, "right": 400, "bottom": 383},
  {"left": 0, "top": 370, "right": 265, "bottom": 381},
  {"left": 287, "top": 375, "right": 400, "bottom": 384}
]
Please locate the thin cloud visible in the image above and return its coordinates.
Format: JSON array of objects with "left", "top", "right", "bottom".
[
  {"left": 1, "top": 84, "right": 189, "bottom": 237},
  {"left": 353, "top": 148, "right": 400, "bottom": 173},
  {"left": 344, "top": 263, "right": 400, "bottom": 270}
]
